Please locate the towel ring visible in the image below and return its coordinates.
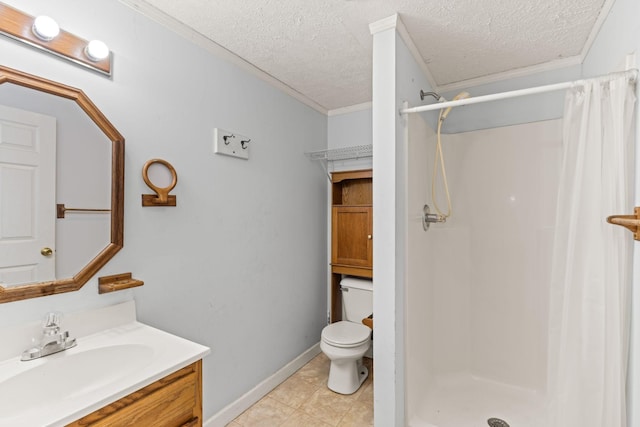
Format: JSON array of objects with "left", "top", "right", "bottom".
[{"left": 142, "top": 158, "right": 177, "bottom": 206}]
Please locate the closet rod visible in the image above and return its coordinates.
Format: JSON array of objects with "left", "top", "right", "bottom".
[{"left": 400, "top": 69, "right": 638, "bottom": 115}]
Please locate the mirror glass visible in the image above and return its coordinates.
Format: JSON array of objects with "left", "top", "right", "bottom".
[
  {"left": 0, "top": 66, "right": 124, "bottom": 303},
  {"left": 0, "top": 84, "right": 111, "bottom": 286}
]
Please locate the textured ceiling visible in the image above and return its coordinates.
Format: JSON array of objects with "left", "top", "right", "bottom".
[{"left": 133, "top": 0, "right": 610, "bottom": 112}]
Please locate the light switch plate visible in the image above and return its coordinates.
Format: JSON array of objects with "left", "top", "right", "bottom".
[{"left": 213, "top": 128, "right": 250, "bottom": 160}]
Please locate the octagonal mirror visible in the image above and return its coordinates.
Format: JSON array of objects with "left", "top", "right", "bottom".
[{"left": 0, "top": 65, "right": 124, "bottom": 303}]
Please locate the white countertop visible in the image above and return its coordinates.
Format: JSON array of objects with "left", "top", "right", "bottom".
[{"left": 0, "top": 301, "right": 210, "bottom": 427}]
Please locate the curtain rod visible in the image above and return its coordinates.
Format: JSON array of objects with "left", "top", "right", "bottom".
[{"left": 400, "top": 69, "right": 639, "bottom": 115}]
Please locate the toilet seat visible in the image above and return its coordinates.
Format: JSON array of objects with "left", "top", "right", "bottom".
[{"left": 322, "top": 321, "right": 371, "bottom": 348}]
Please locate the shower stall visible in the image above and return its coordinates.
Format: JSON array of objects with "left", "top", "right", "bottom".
[
  {"left": 403, "top": 71, "right": 637, "bottom": 427},
  {"left": 406, "top": 116, "right": 559, "bottom": 426}
]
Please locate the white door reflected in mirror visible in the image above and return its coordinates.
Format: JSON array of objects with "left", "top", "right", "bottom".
[
  {"left": 0, "top": 105, "right": 56, "bottom": 286},
  {"left": 0, "top": 82, "right": 112, "bottom": 289}
]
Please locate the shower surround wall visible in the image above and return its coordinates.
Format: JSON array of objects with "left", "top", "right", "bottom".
[{"left": 406, "top": 116, "right": 562, "bottom": 426}]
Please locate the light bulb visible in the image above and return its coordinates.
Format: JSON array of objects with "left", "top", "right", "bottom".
[
  {"left": 32, "top": 16, "right": 60, "bottom": 41},
  {"left": 85, "top": 40, "right": 109, "bottom": 62}
]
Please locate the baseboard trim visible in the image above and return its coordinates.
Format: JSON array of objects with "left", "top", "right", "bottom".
[{"left": 204, "top": 342, "right": 322, "bottom": 427}]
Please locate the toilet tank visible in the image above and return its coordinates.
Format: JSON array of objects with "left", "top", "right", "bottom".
[{"left": 341, "top": 277, "right": 373, "bottom": 322}]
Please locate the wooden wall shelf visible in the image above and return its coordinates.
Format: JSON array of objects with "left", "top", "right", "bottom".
[{"left": 98, "top": 272, "right": 143, "bottom": 294}]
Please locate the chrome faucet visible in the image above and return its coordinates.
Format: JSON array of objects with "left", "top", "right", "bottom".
[{"left": 21, "top": 312, "right": 77, "bottom": 361}]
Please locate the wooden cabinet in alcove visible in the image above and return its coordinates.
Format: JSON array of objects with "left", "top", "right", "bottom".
[
  {"left": 330, "top": 169, "right": 372, "bottom": 323},
  {"left": 332, "top": 206, "right": 373, "bottom": 270}
]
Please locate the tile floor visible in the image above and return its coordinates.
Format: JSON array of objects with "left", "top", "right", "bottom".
[{"left": 228, "top": 354, "right": 373, "bottom": 427}]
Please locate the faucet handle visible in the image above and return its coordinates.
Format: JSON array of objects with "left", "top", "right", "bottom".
[{"left": 42, "top": 312, "right": 62, "bottom": 332}]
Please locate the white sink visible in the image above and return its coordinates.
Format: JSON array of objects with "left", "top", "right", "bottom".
[
  {"left": 0, "top": 302, "right": 209, "bottom": 427},
  {"left": 0, "top": 344, "right": 153, "bottom": 417}
]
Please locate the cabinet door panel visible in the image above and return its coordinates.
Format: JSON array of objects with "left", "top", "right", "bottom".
[
  {"left": 83, "top": 374, "right": 196, "bottom": 426},
  {"left": 331, "top": 206, "right": 372, "bottom": 267},
  {"left": 67, "top": 361, "right": 202, "bottom": 427}
]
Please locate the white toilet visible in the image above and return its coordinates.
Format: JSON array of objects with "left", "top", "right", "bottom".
[{"left": 321, "top": 277, "right": 373, "bottom": 395}]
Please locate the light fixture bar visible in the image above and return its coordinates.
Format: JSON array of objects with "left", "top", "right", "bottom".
[{"left": 0, "top": 2, "right": 111, "bottom": 76}]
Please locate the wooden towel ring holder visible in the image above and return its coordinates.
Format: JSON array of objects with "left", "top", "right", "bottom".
[{"left": 142, "top": 158, "right": 177, "bottom": 206}]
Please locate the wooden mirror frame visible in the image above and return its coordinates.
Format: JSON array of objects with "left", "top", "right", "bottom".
[{"left": 0, "top": 65, "right": 124, "bottom": 303}]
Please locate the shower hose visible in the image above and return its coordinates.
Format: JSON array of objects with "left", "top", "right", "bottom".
[{"left": 432, "top": 109, "right": 453, "bottom": 219}]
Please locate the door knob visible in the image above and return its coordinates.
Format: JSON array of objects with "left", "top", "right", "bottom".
[
  {"left": 367, "top": 235, "right": 372, "bottom": 240},
  {"left": 40, "top": 247, "right": 53, "bottom": 256}
]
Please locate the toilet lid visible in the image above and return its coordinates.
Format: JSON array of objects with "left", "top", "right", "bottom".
[{"left": 322, "top": 321, "right": 371, "bottom": 348}]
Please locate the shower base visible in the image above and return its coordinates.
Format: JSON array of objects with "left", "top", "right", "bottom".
[{"left": 409, "top": 373, "right": 548, "bottom": 427}]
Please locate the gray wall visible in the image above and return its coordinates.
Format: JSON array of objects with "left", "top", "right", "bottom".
[
  {"left": 0, "top": 0, "right": 328, "bottom": 419},
  {"left": 328, "top": 109, "right": 372, "bottom": 150}
]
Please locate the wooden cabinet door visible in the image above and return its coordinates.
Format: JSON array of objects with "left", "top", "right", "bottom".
[
  {"left": 331, "top": 206, "right": 372, "bottom": 268},
  {"left": 67, "top": 361, "right": 202, "bottom": 427}
]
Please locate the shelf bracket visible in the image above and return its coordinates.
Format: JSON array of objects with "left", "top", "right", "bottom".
[{"left": 607, "top": 207, "right": 640, "bottom": 240}]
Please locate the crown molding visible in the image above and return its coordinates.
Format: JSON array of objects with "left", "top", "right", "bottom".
[
  {"left": 435, "top": 56, "right": 582, "bottom": 93},
  {"left": 369, "top": 13, "right": 439, "bottom": 91},
  {"left": 580, "top": 0, "right": 616, "bottom": 59},
  {"left": 328, "top": 101, "right": 372, "bottom": 116},
  {"left": 121, "top": 0, "right": 615, "bottom": 117},
  {"left": 119, "top": 0, "right": 328, "bottom": 115},
  {"left": 434, "top": 0, "right": 616, "bottom": 93},
  {"left": 394, "top": 14, "right": 439, "bottom": 91},
  {"left": 375, "top": 3, "right": 613, "bottom": 95}
]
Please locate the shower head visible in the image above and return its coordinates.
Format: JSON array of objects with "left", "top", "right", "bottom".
[
  {"left": 440, "top": 91, "right": 471, "bottom": 121},
  {"left": 420, "top": 90, "right": 444, "bottom": 102}
]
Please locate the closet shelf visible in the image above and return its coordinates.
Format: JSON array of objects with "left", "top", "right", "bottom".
[
  {"left": 305, "top": 144, "right": 372, "bottom": 162},
  {"left": 305, "top": 144, "right": 372, "bottom": 179}
]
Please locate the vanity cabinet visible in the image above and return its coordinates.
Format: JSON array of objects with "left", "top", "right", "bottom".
[
  {"left": 330, "top": 169, "right": 372, "bottom": 323},
  {"left": 67, "top": 360, "right": 202, "bottom": 427}
]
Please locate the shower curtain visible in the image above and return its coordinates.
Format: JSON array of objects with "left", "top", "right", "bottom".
[{"left": 549, "top": 73, "right": 636, "bottom": 427}]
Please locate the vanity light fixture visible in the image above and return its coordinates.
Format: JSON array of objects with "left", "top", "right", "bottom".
[
  {"left": 85, "top": 39, "right": 110, "bottom": 62},
  {"left": 0, "top": 2, "right": 112, "bottom": 76},
  {"left": 31, "top": 15, "right": 59, "bottom": 41}
]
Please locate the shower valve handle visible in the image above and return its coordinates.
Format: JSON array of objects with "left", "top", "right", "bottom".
[{"left": 422, "top": 204, "right": 446, "bottom": 231}]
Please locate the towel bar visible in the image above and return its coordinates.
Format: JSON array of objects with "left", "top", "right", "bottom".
[
  {"left": 607, "top": 207, "right": 640, "bottom": 240},
  {"left": 56, "top": 203, "right": 110, "bottom": 219}
]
